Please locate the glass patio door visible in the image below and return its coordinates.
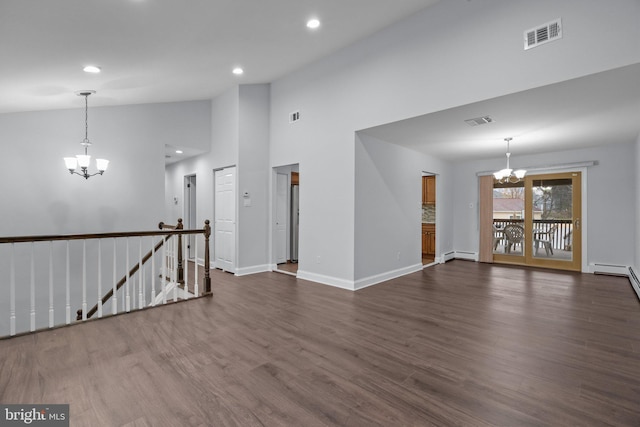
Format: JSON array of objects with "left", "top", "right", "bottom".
[
  {"left": 525, "top": 172, "right": 581, "bottom": 271},
  {"left": 492, "top": 172, "right": 581, "bottom": 271}
]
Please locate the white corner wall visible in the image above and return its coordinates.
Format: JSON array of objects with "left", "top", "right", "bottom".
[
  {"left": 165, "top": 84, "right": 271, "bottom": 274},
  {"left": 354, "top": 133, "right": 454, "bottom": 287},
  {"left": 270, "top": 0, "right": 639, "bottom": 286}
]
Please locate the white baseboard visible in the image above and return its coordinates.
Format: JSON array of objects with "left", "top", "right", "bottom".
[
  {"left": 235, "top": 264, "right": 271, "bottom": 276},
  {"left": 442, "top": 251, "right": 456, "bottom": 262},
  {"left": 628, "top": 267, "right": 640, "bottom": 301},
  {"left": 588, "top": 263, "right": 629, "bottom": 276},
  {"left": 296, "top": 270, "right": 355, "bottom": 291},
  {"left": 354, "top": 263, "right": 423, "bottom": 290},
  {"left": 454, "top": 251, "right": 478, "bottom": 262}
]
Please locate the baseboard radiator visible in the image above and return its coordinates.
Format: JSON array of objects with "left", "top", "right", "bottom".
[{"left": 628, "top": 267, "right": 640, "bottom": 302}]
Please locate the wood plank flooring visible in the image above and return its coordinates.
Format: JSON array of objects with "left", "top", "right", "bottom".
[{"left": 1, "top": 261, "right": 639, "bottom": 426}]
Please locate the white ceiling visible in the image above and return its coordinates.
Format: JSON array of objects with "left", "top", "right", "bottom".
[
  {"left": 0, "top": 0, "right": 439, "bottom": 114},
  {"left": 2, "top": 1, "right": 639, "bottom": 164},
  {"left": 361, "top": 63, "right": 640, "bottom": 162}
]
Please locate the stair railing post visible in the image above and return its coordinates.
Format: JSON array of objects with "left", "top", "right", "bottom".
[
  {"left": 176, "top": 218, "right": 184, "bottom": 285},
  {"left": 204, "top": 220, "right": 211, "bottom": 294}
]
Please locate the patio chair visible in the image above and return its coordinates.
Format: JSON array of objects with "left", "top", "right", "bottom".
[
  {"left": 503, "top": 224, "right": 524, "bottom": 254},
  {"left": 534, "top": 224, "right": 557, "bottom": 256}
]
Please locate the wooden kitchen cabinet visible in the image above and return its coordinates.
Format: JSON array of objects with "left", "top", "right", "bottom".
[
  {"left": 422, "top": 223, "right": 435, "bottom": 258},
  {"left": 422, "top": 176, "right": 436, "bottom": 204}
]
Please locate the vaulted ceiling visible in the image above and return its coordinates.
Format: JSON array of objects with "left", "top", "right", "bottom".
[
  {"left": 0, "top": 0, "right": 439, "bottom": 113},
  {"left": 2, "top": 1, "right": 638, "bottom": 163}
]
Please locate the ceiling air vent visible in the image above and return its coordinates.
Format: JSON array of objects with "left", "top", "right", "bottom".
[
  {"left": 464, "top": 116, "right": 494, "bottom": 127},
  {"left": 289, "top": 111, "right": 300, "bottom": 123},
  {"left": 524, "top": 18, "right": 562, "bottom": 50}
]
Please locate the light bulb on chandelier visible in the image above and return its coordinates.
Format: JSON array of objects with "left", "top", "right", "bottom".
[
  {"left": 493, "top": 137, "right": 526, "bottom": 183},
  {"left": 63, "top": 90, "right": 109, "bottom": 179}
]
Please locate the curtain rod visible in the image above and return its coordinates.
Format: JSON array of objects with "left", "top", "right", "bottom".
[{"left": 476, "top": 160, "right": 597, "bottom": 177}]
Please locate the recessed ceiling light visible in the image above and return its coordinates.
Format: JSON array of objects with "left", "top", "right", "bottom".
[
  {"left": 306, "top": 18, "right": 320, "bottom": 29},
  {"left": 83, "top": 65, "right": 101, "bottom": 73},
  {"left": 232, "top": 67, "right": 244, "bottom": 75},
  {"left": 175, "top": 150, "right": 183, "bottom": 154}
]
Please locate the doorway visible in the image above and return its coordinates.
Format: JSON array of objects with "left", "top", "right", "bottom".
[
  {"left": 273, "top": 164, "right": 299, "bottom": 275},
  {"left": 184, "top": 174, "right": 196, "bottom": 260},
  {"left": 421, "top": 173, "right": 436, "bottom": 265},
  {"left": 214, "top": 167, "right": 236, "bottom": 273},
  {"left": 492, "top": 172, "right": 582, "bottom": 271}
]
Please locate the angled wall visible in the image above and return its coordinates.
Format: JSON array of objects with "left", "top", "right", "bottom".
[{"left": 270, "top": 0, "right": 640, "bottom": 287}]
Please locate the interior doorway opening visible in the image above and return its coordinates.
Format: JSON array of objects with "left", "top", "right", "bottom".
[
  {"left": 184, "top": 174, "right": 197, "bottom": 260},
  {"left": 273, "top": 164, "right": 299, "bottom": 276},
  {"left": 421, "top": 172, "right": 436, "bottom": 265}
]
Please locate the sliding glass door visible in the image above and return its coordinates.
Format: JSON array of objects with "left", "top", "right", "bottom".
[{"left": 492, "top": 172, "right": 581, "bottom": 271}]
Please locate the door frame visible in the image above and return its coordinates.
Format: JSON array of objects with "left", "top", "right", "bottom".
[
  {"left": 184, "top": 174, "right": 197, "bottom": 260},
  {"left": 491, "top": 168, "right": 587, "bottom": 272}
]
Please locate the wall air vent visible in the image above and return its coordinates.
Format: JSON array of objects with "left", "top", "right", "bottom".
[
  {"left": 464, "top": 116, "right": 494, "bottom": 127},
  {"left": 289, "top": 111, "right": 300, "bottom": 123},
  {"left": 524, "top": 18, "right": 562, "bottom": 50}
]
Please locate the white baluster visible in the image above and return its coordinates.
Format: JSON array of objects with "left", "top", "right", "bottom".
[
  {"left": 138, "top": 238, "right": 143, "bottom": 309},
  {"left": 150, "top": 238, "right": 156, "bottom": 307},
  {"left": 82, "top": 241, "right": 87, "bottom": 321},
  {"left": 66, "top": 241, "right": 70, "bottom": 324},
  {"left": 30, "top": 242, "right": 35, "bottom": 331},
  {"left": 184, "top": 233, "right": 189, "bottom": 299},
  {"left": 10, "top": 243, "right": 16, "bottom": 336},
  {"left": 97, "top": 240, "right": 103, "bottom": 318},
  {"left": 173, "top": 236, "right": 178, "bottom": 302},
  {"left": 49, "top": 241, "right": 54, "bottom": 328},
  {"left": 161, "top": 237, "right": 167, "bottom": 304},
  {"left": 112, "top": 239, "right": 117, "bottom": 315},
  {"left": 125, "top": 238, "right": 131, "bottom": 312},
  {"left": 194, "top": 235, "right": 199, "bottom": 297}
]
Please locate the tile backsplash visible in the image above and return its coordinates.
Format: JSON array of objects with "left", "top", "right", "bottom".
[{"left": 422, "top": 204, "right": 436, "bottom": 223}]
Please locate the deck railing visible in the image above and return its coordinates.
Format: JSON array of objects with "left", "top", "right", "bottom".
[
  {"left": 0, "top": 220, "right": 211, "bottom": 338},
  {"left": 493, "top": 219, "right": 573, "bottom": 250}
]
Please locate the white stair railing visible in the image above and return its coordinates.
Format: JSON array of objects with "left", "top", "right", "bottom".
[{"left": 0, "top": 220, "right": 211, "bottom": 338}]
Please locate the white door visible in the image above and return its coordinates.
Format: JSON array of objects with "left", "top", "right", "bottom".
[
  {"left": 214, "top": 167, "right": 236, "bottom": 273},
  {"left": 275, "top": 173, "right": 288, "bottom": 264}
]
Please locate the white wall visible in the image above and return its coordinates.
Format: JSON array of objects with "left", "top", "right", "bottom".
[
  {"left": 354, "top": 133, "right": 454, "bottom": 287},
  {"left": 452, "top": 142, "right": 637, "bottom": 269},
  {"left": 635, "top": 134, "right": 640, "bottom": 271},
  {"left": 165, "top": 87, "right": 239, "bottom": 254},
  {"left": 237, "top": 85, "right": 270, "bottom": 273},
  {"left": 1, "top": 100, "right": 210, "bottom": 236},
  {"left": 165, "top": 84, "right": 271, "bottom": 273},
  {"left": 270, "top": 0, "right": 640, "bottom": 285}
]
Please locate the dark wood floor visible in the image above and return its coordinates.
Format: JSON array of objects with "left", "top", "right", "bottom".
[{"left": 1, "top": 261, "right": 639, "bottom": 426}]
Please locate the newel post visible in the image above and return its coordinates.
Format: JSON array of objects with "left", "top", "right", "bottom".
[
  {"left": 176, "top": 218, "right": 184, "bottom": 284},
  {"left": 204, "top": 220, "right": 211, "bottom": 294}
]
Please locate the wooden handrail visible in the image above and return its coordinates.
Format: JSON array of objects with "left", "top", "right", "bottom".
[{"left": 0, "top": 228, "right": 197, "bottom": 244}]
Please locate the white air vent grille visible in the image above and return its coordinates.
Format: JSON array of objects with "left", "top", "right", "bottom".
[
  {"left": 464, "top": 116, "right": 494, "bottom": 127},
  {"left": 289, "top": 111, "right": 300, "bottom": 123},
  {"left": 524, "top": 18, "right": 562, "bottom": 50}
]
